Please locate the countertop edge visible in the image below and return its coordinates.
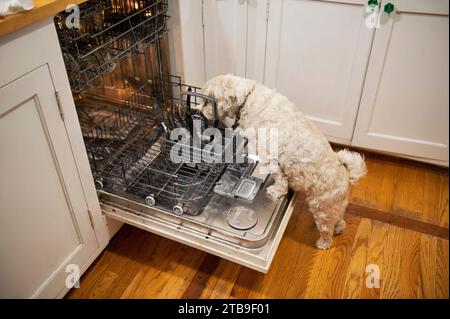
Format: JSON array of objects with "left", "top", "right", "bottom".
[{"left": 0, "top": 0, "right": 87, "bottom": 38}]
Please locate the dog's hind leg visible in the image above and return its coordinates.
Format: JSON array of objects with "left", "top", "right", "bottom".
[
  {"left": 309, "top": 195, "right": 342, "bottom": 249},
  {"left": 315, "top": 219, "right": 335, "bottom": 249},
  {"left": 334, "top": 190, "right": 349, "bottom": 235},
  {"left": 334, "top": 219, "right": 346, "bottom": 235}
]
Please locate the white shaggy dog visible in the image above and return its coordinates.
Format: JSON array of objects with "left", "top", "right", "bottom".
[{"left": 197, "top": 74, "right": 367, "bottom": 249}]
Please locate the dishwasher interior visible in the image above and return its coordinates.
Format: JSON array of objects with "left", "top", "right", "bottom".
[{"left": 55, "top": 0, "right": 294, "bottom": 271}]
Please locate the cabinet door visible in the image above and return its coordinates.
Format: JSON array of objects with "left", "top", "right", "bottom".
[
  {"left": 353, "top": 0, "right": 449, "bottom": 162},
  {"left": 247, "top": 0, "right": 270, "bottom": 83},
  {"left": 168, "top": 0, "right": 248, "bottom": 86},
  {"left": 168, "top": 0, "right": 205, "bottom": 87},
  {"left": 0, "top": 66, "right": 98, "bottom": 298},
  {"left": 168, "top": 0, "right": 268, "bottom": 85},
  {"left": 203, "top": 0, "right": 248, "bottom": 79},
  {"left": 265, "top": 0, "right": 374, "bottom": 141}
]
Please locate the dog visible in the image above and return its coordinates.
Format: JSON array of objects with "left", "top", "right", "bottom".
[{"left": 196, "top": 74, "right": 367, "bottom": 249}]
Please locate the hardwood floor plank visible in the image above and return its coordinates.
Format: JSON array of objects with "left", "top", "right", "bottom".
[
  {"left": 379, "top": 225, "right": 404, "bottom": 298},
  {"left": 120, "top": 268, "right": 146, "bottom": 299},
  {"left": 425, "top": 175, "right": 449, "bottom": 228},
  {"left": 119, "top": 229, "right": 183, "bottom": 298},
  {"left": 361, "top": 220, "right": 387, "bottom": 299},
  {"left": 302, "top": 213, "right": 361, "bottom": 299},
  {"left": 398, "top": 229, "right": 421, "bottom": 298},
  {"left": 341, "top": 218, "right": 372, "bottom": 299},
  {"left": 419, "top": 234, "right": 438, "bottom": 298},
  {"left": 107, "top": 227, "right": 177, "bottom": 298},
  {"left": 279, "top": 202, "right": 320, "bottom": 298},
  {"left": 154, "top": 248, "right": 206, "bottom": 298},
  {"left": 435, "top": 238, "right": 449, "bottom": 298},
  {"left": 347, "top": 203, "right": 449, "bottom": 240},
  {"left": 229, "top": 265, "right": 264, "bottom": 298},
  {"left": 182, "top": 254, "right": 221, "bottom": 299},
  {"left": 200, "top": 260, "right": 242, "bottom": 299},
  {"left": 121, "top": 242, "right": 204, "bottom": 298}
]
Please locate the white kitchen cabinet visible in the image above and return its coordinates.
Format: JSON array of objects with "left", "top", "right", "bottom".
[
  {"left": 204, "top": 0, "right": 269, "bottom": 82},
  {"left": 0, "top": 19, "right": 109, "bottom": 298},
  {"left": 246, "top": 0, "right": 270, "bottom": 83},
  {"left": 168, "top": 0, "right": 268, "bottom": 85},
  {"left": 203, "top": 0, "right": 248, "bottom": 79},
  {"left": 0, "top": 66, "right": 99, "bottom": 298},
  {"left": 168, "top": 0, "right": 205, "bottom": 87},
  {"left": 264, "top": 0, "right": 374, "bottom": 141},
  {"left": 352, "top": 0, "right": 449, "bottom": 163}
]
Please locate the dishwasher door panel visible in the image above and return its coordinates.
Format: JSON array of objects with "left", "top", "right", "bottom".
[{"left": 101, "top": 192, "right": 296, "bottom": 273}]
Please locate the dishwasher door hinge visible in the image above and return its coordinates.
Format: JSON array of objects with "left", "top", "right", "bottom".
[
  {"left": 87, "top": 208, "right": 95, "bottom": 230},
  {"left": 55, "top": 90, "right": 65, "bottom": 121}
]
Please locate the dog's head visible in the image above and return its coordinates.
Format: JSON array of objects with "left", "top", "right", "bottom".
[{"left": 196, "top": 74, "right": 255, "bottom": 128}]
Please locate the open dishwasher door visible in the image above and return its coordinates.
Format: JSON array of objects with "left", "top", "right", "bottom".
[
  {"left": 92, "top": 88, "right": 297, "bottom": 273},
  {"left": 100, "top": 161, "right": 297, "bottom": 273}
]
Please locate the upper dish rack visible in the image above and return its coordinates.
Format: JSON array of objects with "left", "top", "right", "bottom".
[{"left": 55, "top": 0, "right": 168, "bottom": 92}]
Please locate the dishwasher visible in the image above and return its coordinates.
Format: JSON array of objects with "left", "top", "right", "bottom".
[{"left": 54, "top": 0, "right": 296, "bottom": 273}]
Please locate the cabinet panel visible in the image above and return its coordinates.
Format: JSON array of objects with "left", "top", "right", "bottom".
[
  {"left": 203, "top": 0, "right": 248, "bottom": 79},
  {"left": 169, "top": 0, "right": 268, "bottom": 86},
  {"left": 168, "top": 0, "right": 205, "bottom": 87},
  {"left": 247, "top": 0, "right": 269, "bottom": 83},
  {"left": 0, "top": 66, "right": 98, "bottom": 298},
  {"left": 353, "top": 0, "right": 449, "bottom": 162},
  {"left": 392, "top": 0, "right": 448, "bottom": 15},
  {"left": 265, "top": 0, "right": 374, "bottom": 140}
]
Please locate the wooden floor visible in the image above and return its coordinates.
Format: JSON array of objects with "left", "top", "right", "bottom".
[{"left": 66, "top": 152, "right": 449, "bottom": 299}]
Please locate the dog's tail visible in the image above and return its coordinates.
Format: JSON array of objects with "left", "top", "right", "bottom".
[{"left": 337, "top": 149, "right": 367, "bottom": 185}]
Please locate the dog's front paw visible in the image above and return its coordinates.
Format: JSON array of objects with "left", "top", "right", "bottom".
[
  {"left": 315, "top": 238, "right": 332, "bottom": 250},
  {"left": 265, "top": 185, "right": 287, "bottom": 200}
]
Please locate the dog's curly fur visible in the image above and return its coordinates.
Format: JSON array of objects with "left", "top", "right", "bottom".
[{"left": 198, "top": 74, "right": 367, "bottom": 249}]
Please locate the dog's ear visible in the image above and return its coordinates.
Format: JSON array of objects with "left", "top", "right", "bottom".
[{"left": 202, "top": 75, "right": 255, "bottom": 119}]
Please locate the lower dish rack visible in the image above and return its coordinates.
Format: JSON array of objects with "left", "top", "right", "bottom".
[{"left": 78, "top": 85, "right": 230, "bottom": 216}]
